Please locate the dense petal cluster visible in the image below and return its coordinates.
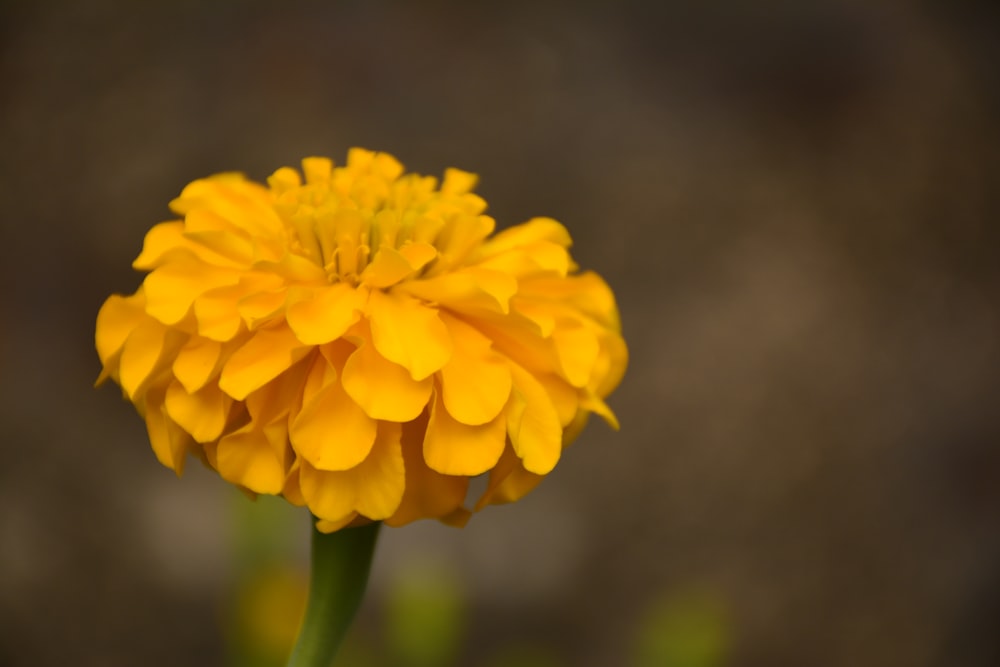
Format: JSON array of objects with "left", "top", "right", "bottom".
[{"left": 96, "top": 149, "right": 627, "bottom": 532}]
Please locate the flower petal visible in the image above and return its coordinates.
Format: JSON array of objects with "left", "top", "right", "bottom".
[
  {"left": 245, "top": 353, "right": 313, "bottom": 425},
  {"left": 286, "top": 283, "right": 363, "bottom": 345},
  {"left": 144, "top": 257, "right": 241, "bottom": 326},
  {"left": 519, "top": 271, "right": 621, "bottom": 329},
  {"left": 360, "top": 243, "right": 437, "bottom": 289},
  {"left": 476, "top": 242, "right": 571, "bottom": 278},
  {"left": 341, "top": 324, "right": 433, "bottom": 422},
  {"left": 481, "top": 216, "right": 572, "bottom": 253},
  {"left": 506, "top": 362, "right": 562, "bottom": 475},
  {"left": 440, "top": 168, "right": 478, "bottom": 195},
  {"left": 593, "top": 331, "right": 629, "bottom": 398},
  {"left": 119, "top": 318, "right": 184, "bottom": 400},
  {"left": 315, "top": 514, "right": 361, "bottom": 534},
  {"left": 367, "top": 290, "right": 452, "bottom": 380},
  {"left": 434, "top": 214, "right": 495, "bottom": 267},
  {"left": 438, "top": 314, "right": 512, "bottom": 425},
  {"left": 216, "top": 421, "right": 288, "bottom": 494},
  {"left": 386, "top": 417, "right": 469, "bottom": 527},
  {"left": 299, "top": 421, "right": 405, "bottom": 521},
  {"left": 164, "top": 379, "right": 230, "bottom": 443},
  {"left": 424, "top": 389, "right": 507, "bottom": 476},
  {"left": 552, "top": 322, "right": 600, "bottom": 388},
  {"left": 132, "top": 221, "right": 189, "bottom": 271},
  {"left": 169, "top": 174, "right": 284, "bottom": 240},
  {"left": 396, "top": 267, "right": 516, "bottom": 314},
  {"left": 193, "top": 285, "right": 247, "bottom": 342},
  {"left": 290, "top": 366, "right": 377, "bottom": 471},
  {"left": 95, "top": 291, "right": 147, "bottom": 372},
  {"left": 144, "top": 391, "right": 192, "bottom": 475},
  {"left": 172, "top": 336, "right": 223, "bottom": 393},
  {"left": 218, "top": 325, "right": 310, "bottom": 400},
  {"left": 581, "top": 392, "right": 619, "bottom": 430},
  {"left": 488, "top": 461, "right": 545, "bottom": 505}
]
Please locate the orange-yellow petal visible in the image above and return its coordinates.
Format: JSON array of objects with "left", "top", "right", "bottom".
[
  {"left": 440, "top": 167, "right": 478, "bottom": 195},
  {"left": 218, "top": 325, "right": 310, "bottom": 400},
  {"left": 286, "top": 283, "right": 363, "bottom": 345},
  {"left": 367, "top": 290, "right": 452, "bottom": 380},
  {"left": 341, "top": 325, "right": 433, "bottom": 422},
  {"left": 95, "top": 291, "right": 147, "bottom": 369},
  {"left": 505, "top": 363, "right": 562, "bottom": 475},
  {"left": 132, "top": 221, "right": 191, "bottom": 271},
  {"left": 290, "top": 370, "right": 377, "bottom": 471},
  {"left": 438, "top": 314, "right": 512, "bottom": 425},
  {"left": 144, "top": 257, "right": 241, "bottom": 325},
  {"left": 424, "top": 390, "right": 507, "bottom": 476},
  {"left": 581, "top": 392, "right": 619, "bottom": 430},
  {"left": 360, "top": 243, "right": 435, "bottom": 289},
  {"left": 481, "top": 216, "right": 572, "bottom": 253},
  {"left": 216, "top": 421, "right": 288, "bottom": 494},
  {"left": 171, "top": 336, "right": 223, "bottom": 393},
  {"left": 119, "top": 318, "right": 184, "bottom": 400},
  {"left": 315, "top": 514, "right": 361, "bottom": 534},
  {"left": 164, "top": 379, "right": 230, "bottom": 443},
  {"left": 144, "top": 391, "right": 192, "bottom": 475},
  {"left": 386, "top": 418, "right": 469, "bottom": 527},
  {"left": 245, "top": 354, "right": 313, "bottom": 426},
  {"left": 551, "top": 322, "right": 600, "bottom": 388},
  {"left": 396, "top": 267, "right": 516, "bottom": 314},
  {"left": 299, "top": 421, "right": 405, "bottom": 521}
]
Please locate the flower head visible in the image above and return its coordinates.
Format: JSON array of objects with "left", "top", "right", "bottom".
[{"left": 96, "top": 149, "right": 627, "bottom": 532}]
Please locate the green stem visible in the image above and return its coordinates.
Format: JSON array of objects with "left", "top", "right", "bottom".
[{"left": 286, "top": 520, "right": 381, "bottom": 667}]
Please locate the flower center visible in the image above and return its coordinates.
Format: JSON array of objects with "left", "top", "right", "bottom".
[{"left": 267, "top": 151, "right": 489, "bottom": 288}]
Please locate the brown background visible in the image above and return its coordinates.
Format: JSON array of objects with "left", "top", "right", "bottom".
[{"left": 2, "top": 1, "right": 999, "bottom": 666}]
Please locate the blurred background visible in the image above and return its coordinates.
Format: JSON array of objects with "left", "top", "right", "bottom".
[{"left": 2, "top": 1, "right": 999, "bottom": 665}]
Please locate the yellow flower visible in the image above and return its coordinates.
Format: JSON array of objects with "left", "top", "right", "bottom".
[{"left": 96, "top": 149, "right": 627, "bottom": 532}]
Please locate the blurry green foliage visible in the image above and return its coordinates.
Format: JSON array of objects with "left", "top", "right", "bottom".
[
  {"left": 385, "top": 562, "right": 466, "bottom": 667},
  {"left": 634, "top": 589, "right": 730, "bottom": 667}
]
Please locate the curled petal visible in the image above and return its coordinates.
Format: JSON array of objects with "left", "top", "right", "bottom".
[
  {"left": 438, "top": 314, "right": 511, "bottom": 425},
  {"left": 95, "top": 291, "right": 147, "bottom": 380},
  {"left": 164, "top": 379, "right": 230, "bottom": 443},
  {"left": 424, "top": 389, "right": 507, "bottom": 476},
  {"left": 386, "top": 418, "right": 469, "bottom": 527},
  {"left": 194, "top": 285, "right": 245, "bottom": 341},
  {"left": 480, "top": 216, "right": 572, "bottom": 253},
  {"left": 360, "top": 242, "right": 436, "bottom": 289},
  {"left": 119, "top": 318, "right": 185, "bottom": 400},
  {"left": 132, "top": 221, "right": 190, "bottom": 271},
  {"left": 368, "top": 290, "right": 452, "bottom": 380},
  {"left": 144, "top": 255, "right": 241, "bottom": 326},
  {"left": 144, "top": 391, "right": 192, "bottom": 475},
  {"left": 487, "top": 459, "right": 545, "bottom": 505},
  {"left": 341, "top": 324, "right": 432, "bottom": 422},
  {"left": 169, "top": 174, "right": 283, "bottom": 240},
  {"left": 593, "top": 331, "right": 629, "bottom": 398},
  {"left": 397, "top": 267, "right": 516, "bottom": 314},
  {"left": 172, "top": 336, "right": 223, "bottom": 393},
  {"left": 290, "top": 364, "right": 377, "bottom": 471},
  {"left": 216, "top": 421, "right": 289, "bottom": 494},
  {"left": 299, "top": 421, "right": 405, "bottom": 522},
  {"left": 440, "top": 168, "right": 478, "bottom": 195},
  {"left": 286, "top": 283, "right": 363, "bottom": 345},
  {"left": 552, "top": 322, "right": 600, "bottom": 388},
  {"left": 506, "top": 362, "right": 562, "bottom": 475},
  {"left": 218, "top": 325, "right": 311, "bottom": 400}
]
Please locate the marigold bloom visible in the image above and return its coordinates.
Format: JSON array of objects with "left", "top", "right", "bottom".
[{"left": 96, "top": 149, "right": 627, "bottom": 532}]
